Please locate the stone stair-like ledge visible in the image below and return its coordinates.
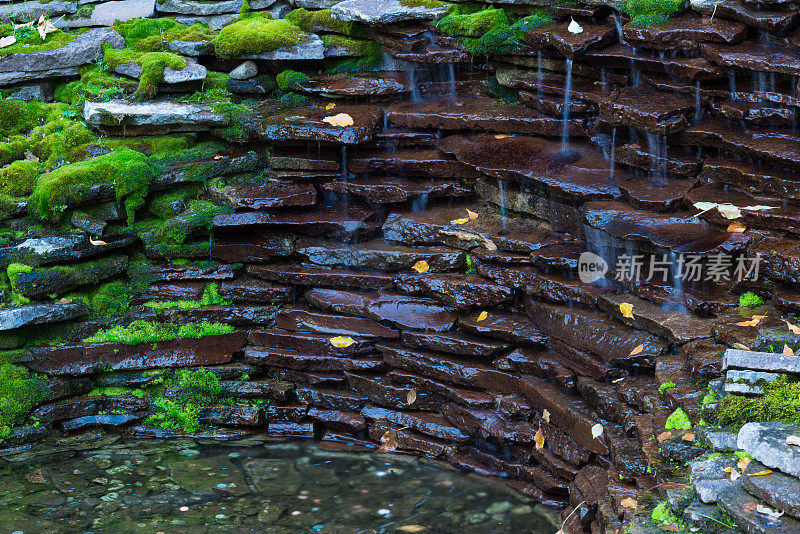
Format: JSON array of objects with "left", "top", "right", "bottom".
[
  {"left": 243, "top": 34, "right": 326, "bottom": 61},
  {"left": 114, "top": 60, "right": 207, "bottom": 85},
  {"left": 723, "top": 348, "right": 800, "bottom": 374},
  {"left": 83, "top": 99, "right": 228, "bottom": 135},
  {"left": 0, "top": 302, "right": 89, "bottom": 332},
  {"left": 332, "top": 0, "right": 447, "bottom": 24}
]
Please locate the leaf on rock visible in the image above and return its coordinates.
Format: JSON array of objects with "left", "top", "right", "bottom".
[
  {"left": 466, "top": 209, "right": 478, "bottom": 220},
  {"left": 89, "top": 238, "right": 107, "bottom": 246},
  {"left": 451, "top": 217, "right": 469, "bottom": 225},
  {"left": 406, "top": 389, "right": 417, "bottom": 406},
  {"left": 542, "top": 409, "right": 551, "bottom": 423},
  {"left": 629, "top": 343, "right": 644, "bottom": 356},
  {"left": 322, "top": 113, "right": 354, "bottom": 127},
  {"left": 412, "top": 260, "right": 429, "bottom": 273},
  {"left": 786, "top": 435, "right": 800, "bottom": 446},
  {"left": 727, "top": 222, "right": 746, "bottom": 233},
  {"left": 568, "top": 18, "right": 583, "bottom": 34},
  {"left": 534, "top": 427, "right": 545, "bottom": 450},
  {"left": 330, "top": 336, "right": 355, "bottom": 348},
  {"left": 730, "top": 468, "right": 741, "bottom": 481},
  {"left": 756, "top": 504, "right": 783, "bottom": 518},
  {"left": 494, "top": 134, "right": 508, "bottom": 139},
  {"left": 737, "top": 314, "right": 766, "bottom": 327},
  {"left": 619, "top": 302, "right": 634, "bottom": 319},
  {"left": 325, "top": 103, "right": 336, "bottom": 110},
  {"left": 682, "top": 433, "right": 695, "bottom": 442},
  {"left": 378, "top": 429, "right": 398, "bottom": 452},
  {"left": 657, "top": 431, "right": 672, "bottom": 443},
  {"left": 477, "top": 311, "right": 488, "bottom": 322},
  {"left": 398, "top": 526, "right": 426, "bottom": 533},
  {"left": 661, "top": 525, "right": 678, "bottom": 532},
  {"left": 591, "top": 423, "right": 603, "bottom": 439},
  {"left": 620, "top": 497, "right": 637, "bottom": 509},
  {"left": 0, "top": 36, "right": 16, "bottom": 48},
  {"left": 783, "top": 344, "right": 795, "bottom": 356},
  {"left": 787, "top": 321, "right": 800, "bottom": 335},
  {"left": 738, "top": 456, "right": 751, "bottom": 471},
  {"left": 747, "top": 470, "right": 772, "bottom": 476},
  {"left": 733, "top": 342, "right": 751, "bottom": 351},
  {"left": 742, "top": 502, "right": 758, "bottom": 512}
]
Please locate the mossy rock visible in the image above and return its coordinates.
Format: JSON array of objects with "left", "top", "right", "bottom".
[
  {"left": 211, "top": 14, "right": 309, "bottom": 59},
  {"left": 0, "top": 363, "right": 48, "bottom": 439},
  {"left": 0, "top": 160, "right": 41, "bottom": 198},
  {"left": 9, "top": 255, "right": 129, "bottom": 300}
]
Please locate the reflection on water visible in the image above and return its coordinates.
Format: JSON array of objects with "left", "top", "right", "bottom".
[{"left": 0, "top": 438, "right": 559, "bottom": 533}]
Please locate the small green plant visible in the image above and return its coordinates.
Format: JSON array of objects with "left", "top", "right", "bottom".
[
  {"left": 739, "top": 291, "right": 764, "bottom": 308},
  {"left": 83, "top": 320, "right": 233, "bottom": 344},
  {"left": 659, "top": 381, "right": 676, "bottom": 394},
  {"left": 622, "top": 0, "right": 684, "bottom": 25},
  {"left": 701, "top": 389, "right": 717, "bottom": 405},
  {"left": 0, "top": 364, "right": 48, "bottom": 438},
  {"left": 665, "top": 408, "right": 692, "bottom": 430},
  {"left": 465, "top": 253, "right": 476, "bottom": 274},
  {"left": 146, "top": 398, "right": 201, "bottom": 433},
  {"left": 276, "top": 70, "right": 310, "bottom": 92},
  {"left": 144, "top": 282, "right": 229, "bottom": 311}
]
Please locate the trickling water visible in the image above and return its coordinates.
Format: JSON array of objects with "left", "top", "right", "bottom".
[
  {"left": 537, "top": 51, "right": 543, "bottom": 96},
  {"left": 609, "top": 127, "right": 616, "bottom": 178},
  {"left": 561, "top": 59, "right": 573, "bottom": 150},
  {"left": 695, "top": 81, "right": 702, "bottom": 122},
  {"left": 729, "top": 70, "right": 737, "bottom": 100},
  {"left": 497, "top": 179, "right": 508, "bottom": 233}
]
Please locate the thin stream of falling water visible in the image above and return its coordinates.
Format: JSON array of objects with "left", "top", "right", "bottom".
[
  {"left": 537, "top": 51, "right": 543, "bottom": 96},
  {"left": 497, "top": 179, "right": 508, "bottom": 233},
  {"left": 695, "top": 81, "right": 702, "bottom": 122},
  {"left": 562, "top": 58, "right": 573, "bottom": 150},
  {"left": 609, "top": 127, "right": 616, "bottom": 178}
]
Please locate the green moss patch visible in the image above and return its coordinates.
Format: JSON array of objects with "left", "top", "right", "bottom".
[
  {"left": 622, "top": 0, "right": 685, "bottom": 25},
  {"left": 0, "top": 363, "right": 48, "bottom": 438},
  {"left": 55, "top": 66, "right": 137, "bottom": 108},
  {"left": 718, "top": 376, "right": 800, "bottom": 427},
  {"left": 136, "top": 199, "right": 232, "bottom": 258},
  {"left": 29, "top": 148, "right": 159, "bottom": 223},
  {"left": 103, "top": 45, "right": 188, "bottom": 100},
  {"left": 83, "top": 320, "right": 234, "bottom": 344},
  {"left": 144, "top": 282, "right": 229, "bottom": 311},
  {"left": 0, "top": 160, "right": 41, "bottom": 198},
  {"left": 0, "top": 24, "right": 75, "bottom": 57},
  {"left": 285, "top": 8, "right": 364, "bottom": 36},
  {"left": 665, "top": 408, "right": 692, "bottom": 430},
  {"left": 211, "top": 14, "right": 308, "bottom": 59},
  {"left": 435, "top": 6, "right": 509, "bottom": 37},
  {"left": 432, "top": 6, "right": 552, "bottom": 55},
  {"left": 276, "top": 69, "right": 309, "bottom": 92}
]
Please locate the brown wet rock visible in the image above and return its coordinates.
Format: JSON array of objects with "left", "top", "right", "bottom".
[
  {"left": 275, "top": 304, "right": 400, "bottom": 338},
  {"left": 604, "top": 424, "right": 648, "bottom": 482},
  {"left": 266, "top": 404, "right": 308, "bottom": 423},
  {"left": 535, "top": 419, "right": 594, "bottom": 469},
  {"left": 572, "top": 465, "right": 610, "bottom": 509},
  {"left": 494, "top": 347, "right": 576, "bottom": 390},
  {"left": 128, "top": 426, "right": 253, "bottom": 440},
  {"left": 319, "top": 177, "right": 470, "bottom": 203},
  {"left": 249, "top": 263, "right": 394, "bottom": 290},
  {"left": 267, "top": 152, "right": 339, "bottom": 171},
  {"left": 136, "top": 281, "right": 205, "bottom": 303},
  {"left": 524, "top": 20, "right": 617, "bottom": 58},
  {"left": 622, "top": 175, "right": 700, "bottom": 212},
  {"left": 475, "top": 261, "right": 613, "bottom": 307},
  {"left": 686, "top": 183, "right": 798, "bottom": 234},
  {"left": 550, "top": 337, "right": 629, "bottom": 381},
  {"left": 32, "top": 395, "right": 148, "bottom": 423},
  {"left": 245, "top": 102, "right": 383, "bottom": 145},
  {"left": 518, "top": 91, "right": 593, "bottom": 117},
  {"left": 247, "top": 328, "right": 375, "bottom": 356},
  {"left": 383, "top": 202, "right": 570, "bottom": 254},
  {"left": 439, "top": 134, "right": 621, "bottom": 200},
  {"left": 681, "top": 339, "right": 724, "bottom": 377},
  {"left": 370, "top": 29, "right": 429, "bottom": 52},
  {"left": 495, "top": 477, "right": 569, "bottom": 509},
  {"left": 775, "top": 285, "right": 800, "bottom": 313},
  {"left": 160, "top": 305, "right": 280, "bottom": 327},
  {"left": 199, "top": 405, "right": 265, "bottom": 427},
  {"left": 0, "top": 301, "right": 90, "bottom": 332},
  {"left": 296, "top": 239, "right": 465, "bottom": 272},
  {"left": 622, "top": 12, "right": 747, "bottom": 51},
  {"left": 526, "top": 298, "right": 666, "bottom": 367},
  {"left": 576, "top": 377, "right": 637, "bottom": 432},
  {"left": 378, "top": 343, "right": 519, "bottom": 394},
  {"left": 692, "top": 0, "right": 800, "bottom": 32},
  {"left": 220, "top": 379, "right": 294, "bottom": 401},
  {"left": 219, "top": 277, "right": 294, "bottom": 304},
  {"left": 277, "top": 370, "right": 346, "bottom": 387},
  {"left": 207, "top": 182, "right": 317, "bottom": 210},
  {"left": 212, "top": 204, "right": 377, "bottom": 242},
  {"left": 497, "top": 70, "right": 609, "bottom": 105},
  {"left": 682, "top": 119, "right": 800, "bottom": 169},
  {"left": 368, "top": 420, "right": 454, "bottom": 457},
  {"left": 587, "top": 44, "right": 722, "bottom": 80},
  {"left": 387, "top": 370, "right": 495, "bottom": 409},
  {"left": 344, "top": 373, "right": 440, "bottom": 410},
  {"left": 494, "top": 395, "right": 533, "bottom": 420},
  {"left": 384, "top": 44, "right": 470, "bottom": 64},
  {"left": 582, "top": 200, "right": 750, "bottom": 255},
  {"left": 615, "top": 142, "right": 702, "bottom": 177},
  {"left": 361, "top": 405, "right": 468, "bottom": 442},
  {"left": 701, "top": 40, "right": 800, "bottom": 77},
  {"left": 307, "top": 407, "right": 366, "bottom": 433},
  {"left": 460, "top": 309, "right": 547, "bottom": 347},
  {"left": 349, "top": 149, "right": 482, "bottom": 179},
  {"left": 28, "top": 332, "right": 245, "bottom": 375},
  {"left": 244, "top": 347, "right": 385, "bottom": 372},
  {"left": 616, "top": 376, "right": 669, "bottom": 415},
  {"left": 393, "top": 272, "right": 514, "bottom": 309},
  {"left": 750, "top": 236, "right": 800, "bottom": 284},
  {"left": 385, "top": 97, "right": 584, "bottom": 136},
  {"left": 62, "top": 413, "right": 142, "bottom": 432},
  {"left": 211, "top": 232, "right": 296, "bottom": 263},
  {"left": 656, "top": 354, "right": 705, "bottom": 422},
  {"left": 441, "top": 403, "right": 538, "bottom": 443},
  {"left": 304, "top": 287, "right": 373, "bottom": 317},
  {"left": 529, "top": 243, "right": 586, "bottom": 271},
  {"left": 296, "top": 73, "right": 410, "bottom": 98},
  {"left": 519, "top": 375, "right": 608, "bottom": 455},
  {"left": 294, "top": 386, "right": 368, "bottom": 411},
  {"left": 598, "top": 293, "right": 716, "bottom": 343},
  {"left": 600, "top": 86, "right": 696, "bottom": 135},
  {"left": 709, "top": 99, "right": 795, "bottom": 127},
  {"left": 13, "top": 255, "right": 127, "bottom": 299},
  {"left": 374, "top": 128, "right": 438, "bottom": 148},
  {"left": 400, "top": 330, "right": 510, "bottom": 358},
  {"left": 268, "top": 421, "right": 315, "bottom": 437},
  {"left": 455, "top": 446, "right": 569, "bottom": 494}
]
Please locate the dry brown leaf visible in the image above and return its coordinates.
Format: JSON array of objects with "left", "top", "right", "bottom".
[
  {"left": 742, "top": 502, "right": 758, "bottom": 512},
  {"left": 477, "top": 311, "right": 488, "bottom": 322},
  {"left": 56, "top": 298, "right": 73, "bottom": 304},
  {"left": 787, "top": 321, "right": 800, "bottom": 335},
  {"left": 748, "top": 470, "right": 772, "bottom": 476},
  {"left": 466, "top": 209, "right": 478, "bottom": 220},
  {"left": 730, "top": 468, "right": 741, "bottom": 481},
  {"left": 786, "top": 435, "right": 800, "bottom": 447},
  {"left": 542, "top": 409, "right": 551, "bottom": 423},
  {"left": 658, "top": 431, "right": 672, "bottom": 442},
  {"left": 620, "top": 497, "right": 637, "bottom": 509},
  {"left": 682, "top": 433, "right": 695, "bottom": 442},
  {"left": 494, "top": 134, "right": 508, "bottom": 139},
  {"left": 483, "top": 238, "right": 497, "bottom": 251},
  {"left": 727, "top": 221, "right": 747, "bottom": 233},
  {"left": 738, "top": 456, "right": 751, "bottom": 471},
  {"left": 661, "top": 525, "right": 678, "bottom": 532},
  {"left": 378, "top": 429, "right": 398, "bottom": 452},
  {"left": 330, "top": 336, "right": 355, "bottom": 348},
  {"left": 89, "top": 238, "right": 107, "bottom": 246},
  {"left": 756, "top": 504, "right": 783, "bottom": 518},
  {"left": 322, "top": 113, "right": 354, "bottom": 127},
  {"left": 406, "top": 389, "right": 417, "bottom": 406},
  {"left": 37, "top": 15, "right": 57, "bottom": 40},
  {"left": 737, "top": 314, "right": 767, "bottom": 327},
  {"left": 629, "top": 343, "right": 644, "bottom": 356},
  {"left": 619, "top": 303, "right": 634, "bottom": 319},
  {"left": 398, "top": 526, "right": 426, "bottom": 533},
  {"left": 733, "top": 342, "right": 752, "bottom": 351},
  {"left": 412, "top": 260, "right": 429, "bottom": 273},
  {"left": 534, "top": 427, "right": 545, "bottom": 450},
  {"left": 325, "top": 103, "right": 336, "bottom": 110},
  {"left": 783, "top": 344, "right": 795, "bottom": 355}
]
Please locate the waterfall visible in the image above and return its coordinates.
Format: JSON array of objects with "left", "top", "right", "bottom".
[
  {"left": 609, "top": 127, "right": 616, "bottom": 178},
  {"left": 537, "top": 51, "right": 543, "bottom": 97},
  {"left": 695, "top": 81, "right": 702, "bottom": 122},
  {"left": 562, "top": 58, "right": 573, "bottom": 150},
  {"left": 497, "top": 179, "right": 508, "bottom": 233}
]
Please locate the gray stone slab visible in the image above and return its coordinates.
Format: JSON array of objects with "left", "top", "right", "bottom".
[
  {"left": 724, "top": 349, "right": 800, "bottom": 374},
  {"left": 690, "top": 455, "right": 739, "bottom": 504},
  {"left": 331, "top": 0, "right": 446, "bottom": 24},
  {"left": 243, "top": 34, "right": 325, "bottom": 60},
  {"left": 738, "top": 422, "right": 800, "bottom": 478},
  {"left": 83, "top": 100, "right": 227, "bottom": 134},
  {"left": 0, "top": 302, "right": 89, "bottom": 331},
  {"left": 0, "top": 0, "right": 77, "bottom": 22}
]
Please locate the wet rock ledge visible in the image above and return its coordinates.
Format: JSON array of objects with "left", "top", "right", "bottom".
[{"left": 3, "top": 0, "right": 800, "bottom": 533}]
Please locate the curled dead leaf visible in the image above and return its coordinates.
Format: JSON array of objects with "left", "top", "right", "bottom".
[
  {"left": 756, "top": 504, "right": 783, "bottom": 519},
  {"left": 398, "top": 526, "right": 426, "bottom": 533},
  {"left": 730, "top": 468, "right": 741, "bottom": 481},
  {"left": 748, "top": 470, "right": 772, "bottom": 476},
  {"left": 727, "top": 221, "right": 747, "bottom": 233},
  {"left": 451, "top": 217, "right": 469, "bottom": 225},
  {"left": 330, "top": 336, "right": 355, "bottom": 348},
  {"left": 412, "top": 260, "right": 429, "bottom": 273},
  {"left": 657, "top": 431, "right": 672, "bottom": 443},
  {"left": 56, "top": 298, "right": 73, "bottom": 304},
  {"left": 494, "top": 134, "right": 508, "bottom": 139},
  {"left": 737, "top": 314, "right": 766, "bottom": 327},
  {"left": 733, "top": 342, "right": 752, "bottom": 351},
  {"left": 466, "top": 209, "right": 478, "bottom": 220},
  {"left": 661, "top": 525, "right": 678, "bottom": 532},
  {"left": 783, "top": 344, "right": 795, "bottom": 356},
  {"left": 0, "top": 36, "right": 16, "bottom": 49},
  {"left": 619, "top": 303, "right": 634, "bottom": 319},
  {"left": 483, "top": 238, "right": 497, "bottom": 251},
  {"left": 620, "top": 497, "right": 637, "bottom": 509},
  {"left": 534, "top": 426, "right": 545, "bottom": 450},
  {"left": 406, "top": 389, "right": 417, "bottom": 406},
  {"left": 787, "top": 321, "right": 800, "bottom": 335},
  {"left": 542, "top": 409, "right": 551, "bottom": 423},
  {"left": 742, "top": 502, "right": 758, "bottom": 512},
  {"left": 738, "top": 456, "right": 751, "bottom": 471},
  {"left": 378, "top": 429, "right": 398, "bottom": 452},
  {"left": 629, "top": 343, "right": 644, "bottom": 356},
  {"left": 325, "top": 103, "right": 336, "bottom": 110},
  {"left": 477, "top": 311, "right": 488, "bottom": 322},
  {"left": 591, "top": 423, "right": 603, "bottom": 439},
  {"left": 89, "top": 238, "right": 107, "bottom": 246},
  {"left": 322, "top": 113, "right": 354, "bottom": 127}
]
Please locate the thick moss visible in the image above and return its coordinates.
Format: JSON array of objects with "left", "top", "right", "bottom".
[
  {"left": 83, "top": 320, "right": 233, "bottom": 344},
  {"left": 0, "top": 160, "right": 41, "bottom": 198},
  {"left": 276, "top": 69, "right": 309, "bottom": 92},
  {"left": 622, "top": 0, "right": 684, "bottom": 25},
  {"left": 103, "top": 45, "right": 188, "bottom": 100},
  {"left": 718, "top": 376, "right": 800, "bottom": 427},
  {"left": 114, "top": 17, "right": 180, "bottom": 48},
  {"left": 665, "top": 408, "right": 692, "bottom": 430},
  {"left": 104, "top": 135, "right": 196, "bottom": 158},
  {"left": 181, "top": 72, "right": 253, "bottom": 143},
  {"left": 135, "top": 22, "right": 214, "bottom": 52},
  {"left": 28, "top": 118, "right": 98, "bottom": 167},
  {"left": 285, "top": 8, "right": 364, "bottom": 37},
  {"left": 28, "top": 148, "right": 159, "bottom": 224},
  {"left": 435, "top": 6, "right": 509, "bottom": 38},
  {"left": 321, "top": 35, "right": 379, "bottom": 56},
  {"left": 144, "top": 282, "right": 229, "bottom": 311},
  {"left": 0, "top": 26, "right": 75, "bottom": 57},
  {"left": 211, "top": 14, "right": 308, "bottom": 59},
  {"left": 54, "top": 66, "right": 137, "bottom": 107},
  {"left": 136, "top": 199, "right": 232, "bottom": 257},
  {"left": 0, "top": 363, "right": 48, "bottom": 438}
]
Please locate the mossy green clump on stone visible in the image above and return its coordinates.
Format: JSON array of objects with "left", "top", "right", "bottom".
[
  {"left": 622, "top": 0, "right": 685, "bottom": 25},
  {"left": 28, "top": 117, "right": 97, "bottom": 167},
  {"left": 114, "top": 17, "right": 180, "bottom": 48},
  {"left": 147, "top": 398, "right": 202, "bottom": 432},
  {"left": 211, "top": 14, "right": 308, "bottom": 59},
  {"left": 181, "top": 72, "right": 253, "bottom": 143},
  {"left": 399, "top": 0, "right": 447, "bottom": 8},
  {"left": 276, "top": 69, "right": 310, "bottom": 92},
  {"left": 102, "top": 45, "right": 188, "bottom": 100},
  {"left": 0, "top": 24, "right": 75, "bottom": 57},
  {"left": 659, "top": 381, "right": 677, "bottom": 394},
  {"left": 651, "top": 501, "right": 682, "bottom": 529},
  {"left": 177, "top": 321, "right": 234, "bottom": 338},
  {"left": 285, "top": 8, "right": 363, "bottom": 36},
  {"left": 738, "top": 291, "right": 764, "bottom": 308},
  {"left": 135, "top": 22, "right": 214, "bottom": 52},
  {"left": 718, "top": 376, "right": 800, "bottom": 427},
  {"left": 28, "top": 148, "right": 159, "bottom": 224},
  {"left": 136, "top": 199, "right": 232, "bottom": 258},
  {"left": 0, "top": 160, "right": 41, "bottom": 198},
  {"left": 83, "top": 320, "right": 233, "bottom": 344},
  {"left": 432, "top": 6, "right": 552, "bottom": 55},
  {"left": 103, "top": 134, "right": 196, "bottom": 158},
  {"left": 321, "top": 35, "right": 380, "bottom": 57},
  {"left": 665, "top": 408, "right": 692, "bottom": 430},
  {"left": 55, "top": 65, "right": 137, "bottom": 108},
  {"left": 0, "top": 363, "right": 48, "bottom": 438},
  {"left": 144, "top": 282, "right": 229, "bottom": 311},
  {"left": 435, "top": 6, "right": 509, "bottom": 37}
]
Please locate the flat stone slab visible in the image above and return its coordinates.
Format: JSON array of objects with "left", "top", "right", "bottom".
[
  {"left": 0, "top": 302, "right": 89, "bottom": 331},
  {"left": 156, "top": 0, "right": 275, "bottom": 15},
  {"left": 523, "top": 20, "right": 617, "bottom": 58},
  {"left": 60, "top": 0, "right": 156, "bottom": 28},
  {"left": 242, "top": 34, "right": 325, "bottom": 60},
  {"left": 690, "top": 455, "right": 739, "bottom": 503},
  {"left": 332, "top": 0, "right": 447, "bottom": 24},
  {"left": 701, "top": 40, "right": 800, "bottom": 77},
  {"left": 246, "top": 103, "right": 383, "bottom": 145},
  {"left": 724, "top": 349, "right": 800, "bottom": 374},
  {"left": 0, "top": 27, "right": 123, "bottom": 86},
  {"left": 719, "top": 484, "right": 800, "bottom": 534},
  {"left": 208, "top": 182, "right": 317, "bottom": 210},
  {"left": 738, "top": 422, "right": 800, "bottom": 478},
  {"left": 0, "top": 0, "right": 77, "bottom": 22},
  {"left": 622, "top": 12, "right": 747, "bottom": 51},
  {"left": 114, "top": 60, "right": 207, "bottom": 85},
  {"left": 600, "top": 86, "right": 696, "bottom": 135},
  {"left": 0, "top": 233, "right": 135, "bottom": 269},
  {"left": 319, "top": 177, "right": 470, "bottom": 203},
  {"left": 296, "top": 239, "right": 464, "bottom": 272},
  {"left": 691, "top": 0, "right": 800, "bottom": 32},
  {"left": 598, "top": 293, "right": 715, "bottom": 343},
  {"left": 297, "top": 73, "right": 410, "bottom": 98},
  {"left": 742, "top": 459, "right": 800, "bottom": 519},
  {"left": 586, "top": 44, "right": 722, "bottom": 80},
  {"left": 83, "top": 100, "right": 227, "bottom": 135}
]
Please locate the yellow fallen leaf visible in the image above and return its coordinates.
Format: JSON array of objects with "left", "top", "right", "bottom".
[
  {"left": 412, "top": 260, "right": 429, "bottom": 273},
  {"left": 466, "top": 209, "right": 478, "bottom": 220},
  {"left": 737, "top": 314, "right": 766, "bottom": 327},
  {"left": 629, "top": 343, "right": 644, "bottom": 356},
  {"left": 747, "top": 470, "right": 772, "bottom": 476},
  {"left": 325, "top": 103, "right": 336, "bottom": 110},
  {"left": 723, "top": 467, "right": 732, "bottom": 473},
  {"left": 542, "top": 409, "right": 551, "bottom": 423},
  {"left": 378, "top": 429, "right": 398, "bottom": 452},
  {"left": 591, "top": 423, "right": 603, "bottom": 439},
  {"left": 406, "top": 389, "right": 417, "bottom": 405},
  {"left": 477, "top": 311, "right": 488, "bottom": 322},
  {"left": 494, "top": 134, "right": 508, "bottom": 139},
  {"left": 783, "top": 344, "right": 794, "bottom": 355},
  {"left": 727, "top": 222, "right": 747, "bottom": 233},
  {"left": 619, "top": 302, "right": 634, "bottom": 319},
  {"left": 534, "top": 427, "right": 545, "bottom": 450},
  {"left": 742, "top": 502, "right": 758, "bottom": 512},
  {"left": 398, "top": 526, "right": 426, "bottom": 533},
  {"left": 451, "top": 217, "right": 469, "bottom": 225},
  {"left": 322, "top": 113, "right": 354, "bottom": 127},
  {"left": 330, "top": 336, "right": 355, "bottom": 348},
  {"left": 621, "top": 497, "right": 637, "bottom": 509},
  {"left": 738, "top": 456, "right": 751, "bottom": 471},
  {"left": 787, "top": 321, "right": 800, "bottom": 335}
]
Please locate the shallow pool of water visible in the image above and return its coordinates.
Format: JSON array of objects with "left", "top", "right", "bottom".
[{"left": 0, "top": 438, "right": 559, "bottom": 533}]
